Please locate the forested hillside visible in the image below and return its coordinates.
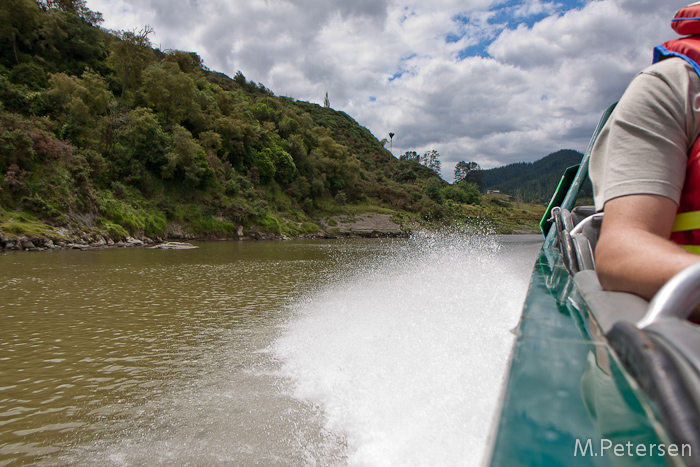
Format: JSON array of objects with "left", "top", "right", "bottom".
[
  {"left": 480, "top": 149, "right": 591, "bottom": 203},
  {"left": 1, "top": 0, "right": 491, "bottom": 246}
]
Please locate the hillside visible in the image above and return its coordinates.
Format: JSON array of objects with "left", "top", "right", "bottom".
[
  {"left": 1, "top": 0, "right": 483, "bottom": 249},
  {"left": 0, "top": 1, "right": 570, "bottom": 250},
  {"left": 480, "top": 149, "right": 591, "bottom": 204}
]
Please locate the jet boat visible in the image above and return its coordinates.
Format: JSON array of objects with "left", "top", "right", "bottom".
[{"left": 488, "top": 104, "right": 700, "bottom": 467}]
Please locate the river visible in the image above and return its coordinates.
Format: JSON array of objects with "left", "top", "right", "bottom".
[{"left": 0, "top": 231, "right": 542, "bottom": 466}]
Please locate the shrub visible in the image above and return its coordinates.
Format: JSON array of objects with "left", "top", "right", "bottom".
[
  {"left": 424, "top": 179, "right": 443, "bottom": 204},
  {"left": 9, "top": 63, "right": 48, "bottom": 90}
]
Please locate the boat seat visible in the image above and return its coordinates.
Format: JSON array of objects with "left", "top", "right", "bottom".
[{"left": 573, "top": 270, "right": 649, "bottom": 334}]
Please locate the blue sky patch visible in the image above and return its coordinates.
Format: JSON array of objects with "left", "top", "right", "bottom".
[
  {"left": 458, "top": 43, "right": 491, "bottom": 59},
  {"left": 451, "top": 0, "right": 588, "bottom": 59},
  {"left": 445, "top": 32, "right": 463, "bottom": 43},
  {"left": 485, "top": 0, "right": 586, "bottom": 29}
]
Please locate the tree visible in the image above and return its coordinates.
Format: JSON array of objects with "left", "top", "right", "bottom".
[
  {"left": 421, "top": 149, "right": 441, "bottom": 175},
  {"left": 115, "top": 107, "right": 169, "bottom": 173},
  {"left": 424, "top": 178, "right": 443, "bottom": 203},
  {"left": 109, "top": 26, "right": 154, "bottom": 99},
  {"left": 142, "top": 61, "right": 197, "bottom": 125},
  {"left": 38, "top": 0, "right": 104, "bottom": 25},
  {"left": 0, "top": 0, "right": 40, "bottom": 65},
  {"left": 45, "top": 70, "right": 111, "bottom": 144},
  {"left": 465, "top": 167, "right": 483, "bottom": 190},
  {"left": 400, "top": 151, "right": 419, "bottom": 162},
  {"left": 35, "top": 3, "right": 108, "bottom": 75},
  {"left": 161, "top": 124, "right": 213, "bottom": 187},
  {"left": 454, "top": 161, "right": 481, "bottom": 183},
  {"left": 253, "top": 148, "right": 276, "bottom": 184},
  {"left": 165, "top": 50, "right": 203, "bottom": 74}
]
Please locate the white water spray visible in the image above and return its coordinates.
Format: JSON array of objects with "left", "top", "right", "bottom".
[{"left": 273, "top": 231, "right": 541, "bottom": 466}]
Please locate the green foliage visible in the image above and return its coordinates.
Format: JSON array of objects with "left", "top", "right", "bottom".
[
  {"left": 272, "top": 149, "right": 297, "bottom": 186},
  {"left": 9, "top": 62, "right": 48, "bottom": 89},
  {"left": 480, "top": 149, "right": 588, "bottom": 203},
  {"left": 258, "top": 212, "right": 281, "bottom": 234},
  {"left": 442, "top": 182, "right": 481, "bottom": 205},
  {"left": 424, "top": 178, "right": 444, "bottom": 203},
  {"left": 109, "top": 26, "right": 154, "bottom": 98},
  {"left": 0, "top": 0, "right": 40, "bottom": 67},
  {"left": 190, "top": 215, "right": 236, "bottom": 235},
  {"left": 391, "top": 159, "right": 440, "bottom": 183},
  {"left": 142, "top": 61, "right": 197, "bottom": 125},
  {"left": 98, "top": 189, "right": 166, "bottom": 237},
  {"left": 420, "top": 149, "right": 441, "bottom": 175},
  {"left": 0, "top": 208, "right": 64, "bottom": 238},
  {"left": 253, "top": 149, "right": 276, "bottom": 184},
  {"left": 454, "top": 161, "right": 480, "bottom": 184},
  {"left": 158, "top": 125, "right": 214, "bottom": 187}
]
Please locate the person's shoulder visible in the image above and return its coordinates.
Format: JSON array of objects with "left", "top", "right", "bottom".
[
  {"left": 625, "top": 57, "right": 700, "bottom": 100},
  {"left": 642, "top": 57, "right": 698, "bottom": 85}
]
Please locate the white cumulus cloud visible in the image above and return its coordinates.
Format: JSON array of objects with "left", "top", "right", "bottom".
[{"left": 85, "top": 0, "right": 691, "bottom": 181}]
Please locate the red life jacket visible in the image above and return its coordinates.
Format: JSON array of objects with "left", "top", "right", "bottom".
[{"left": 654, "top": 3, "right": 700, "bottom": 252}]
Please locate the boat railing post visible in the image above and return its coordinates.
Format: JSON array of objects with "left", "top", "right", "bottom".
[{"left": 638, "top": 262, "right": 700, "bottom": 328}]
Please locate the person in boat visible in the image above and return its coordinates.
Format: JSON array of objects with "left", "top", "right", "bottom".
[{"left": 589, "top": 2, "right": 700, "bottom": 314}]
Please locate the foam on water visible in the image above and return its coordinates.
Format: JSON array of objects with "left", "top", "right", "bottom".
[{"left": 272, "top": 231, "right": 540, "bottom": 466}]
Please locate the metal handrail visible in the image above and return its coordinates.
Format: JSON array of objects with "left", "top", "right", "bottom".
[
  {"left": 569, "top": 213, "right": 604, "bottom": 236},
  {"left": 638, "top": 262, "right": 700, "bottom": 328}
]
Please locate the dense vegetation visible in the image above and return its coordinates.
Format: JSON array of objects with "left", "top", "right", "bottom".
[
  {"left": 480, "top": 149, "right": 590, "bottom": 204},
  {"left": 0, "top": 0, "right": 568, "bottom": 246}
]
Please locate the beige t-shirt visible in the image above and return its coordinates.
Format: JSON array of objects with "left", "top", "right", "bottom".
[{"left": 589, "top": 57, "right": 700, "bottom": 211}]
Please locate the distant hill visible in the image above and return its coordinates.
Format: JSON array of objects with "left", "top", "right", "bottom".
[{"left": 480, "top": 149, "right": 590, "bottom": 203}]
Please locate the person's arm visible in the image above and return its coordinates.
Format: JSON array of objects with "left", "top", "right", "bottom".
[{"left": 595, "top": 193, "right": 700, "bottom": 301}]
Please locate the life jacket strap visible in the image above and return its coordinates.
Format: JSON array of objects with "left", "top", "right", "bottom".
[
  {"left": 680, "top": 244, "right": 700, "bottom": 254},
  {"left": 672, "top": 210, "right": 700, "bottom": 232}
]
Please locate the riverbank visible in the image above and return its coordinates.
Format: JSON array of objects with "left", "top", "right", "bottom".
[
  {"left": 0, "top": 193, "right": 545, "bottom": 252},
  {"left": 0, "top": 213, "right": 410, "bottom": 252}
]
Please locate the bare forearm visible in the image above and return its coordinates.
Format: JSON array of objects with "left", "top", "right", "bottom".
[
  {"left": 595, "top": 227, "right": 700, "bottom": 300},
  {"left": 595, "top": 194, "right": 700, "bottom": 301}
]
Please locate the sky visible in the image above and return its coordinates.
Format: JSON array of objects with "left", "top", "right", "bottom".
[{"left": 84, "top": 0, "right": 691, "bottom": 181}]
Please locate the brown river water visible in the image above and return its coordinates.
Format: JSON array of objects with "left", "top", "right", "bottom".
[{"left": 0, "top": 234, "right": 542, "bottom": 466}]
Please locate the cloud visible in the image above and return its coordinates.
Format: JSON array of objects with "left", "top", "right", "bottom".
[{"left": 86, "top": 0, "right": 691, "bottom": 181}]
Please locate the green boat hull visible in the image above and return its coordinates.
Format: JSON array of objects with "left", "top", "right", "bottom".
[{"left": 489, "top": 248, "right": 671, "bottom": 466}]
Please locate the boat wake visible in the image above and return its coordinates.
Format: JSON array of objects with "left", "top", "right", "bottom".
[{"left": 272, "top": 230, "right": 541, "bottom": 466}]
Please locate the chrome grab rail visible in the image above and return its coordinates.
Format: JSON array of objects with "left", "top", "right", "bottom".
[
  {"left": 569, "top": 213, "right": 604, "bottom": 236},
  {"left": 638, "top": 262, "right": 700, "bottom": 328}
]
